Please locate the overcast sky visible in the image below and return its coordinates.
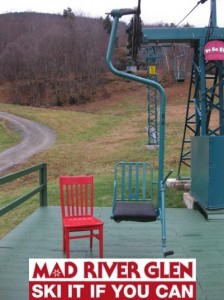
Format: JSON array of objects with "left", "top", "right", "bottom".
[{"left": 0, "top": 0, "right": 223, "bottom": 27}]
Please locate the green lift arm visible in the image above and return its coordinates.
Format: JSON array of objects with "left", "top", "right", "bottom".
[{"left": 106, "top": 8, "right": 174, "bottom": 257}]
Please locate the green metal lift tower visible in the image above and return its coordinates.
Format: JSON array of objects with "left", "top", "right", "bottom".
[{"left": 143, "top": 0, "right": 224, "bottom": 210}]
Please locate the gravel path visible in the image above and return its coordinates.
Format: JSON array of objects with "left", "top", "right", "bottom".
[{"left": 0, "top": 112, "right": 56, "bottom": 173}]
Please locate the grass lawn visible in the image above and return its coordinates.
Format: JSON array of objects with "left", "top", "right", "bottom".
[
  {"left": 0, "top": 76, "right": 190, "bottom": 237},
  {"left": 0, "top": 118, "right": 21, "bottom": 152}
]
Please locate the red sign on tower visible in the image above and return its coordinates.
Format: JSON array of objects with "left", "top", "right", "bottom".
[{"left": 204, "top": 40, "right": 224, "bottom": 61}]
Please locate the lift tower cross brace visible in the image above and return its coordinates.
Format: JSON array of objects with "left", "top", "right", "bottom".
[{"left": 146, "top": 46, "right": 159, "bottom": 147}]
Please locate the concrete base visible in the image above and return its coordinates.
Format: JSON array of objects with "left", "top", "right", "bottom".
[
  {"left": 145, "top": 144, "right": 159, "bottom": 150},
  {"left": 183, "top": 193, "right": 196, "bottom": 209},
  {"left": 166, "top": 178, "right": 191, "bottom": 191}
]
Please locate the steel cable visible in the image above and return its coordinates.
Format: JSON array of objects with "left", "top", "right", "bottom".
[{"left": 176, "top": 0, "right": 208, "bottom": 27}]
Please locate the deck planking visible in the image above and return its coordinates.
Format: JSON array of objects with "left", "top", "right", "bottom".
[{"left": 0, "top": 207, "right": 224, "bottom": 300}]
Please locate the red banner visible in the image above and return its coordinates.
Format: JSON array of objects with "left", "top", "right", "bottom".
[
  {"left": 29, "top": 259, "right": 196, "bottom": 300},
  {"left": 29, "top": 281, "right": 196, "bottom": 300}
]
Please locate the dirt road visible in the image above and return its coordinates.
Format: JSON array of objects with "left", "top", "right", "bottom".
[{"left": 0, "top": 112, "right": 56, "bottom": 173}]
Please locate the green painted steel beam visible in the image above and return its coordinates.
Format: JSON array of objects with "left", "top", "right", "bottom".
[{"left": 142, "top": 27, "right": 224, "bottom": 43}]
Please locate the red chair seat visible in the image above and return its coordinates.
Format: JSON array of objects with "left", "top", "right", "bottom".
[{"left": 63, "top": 216, "right": 104, "bottom": 227}]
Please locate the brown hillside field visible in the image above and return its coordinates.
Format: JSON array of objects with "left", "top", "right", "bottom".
[{"left": 0, "top": 72, "right": 189, "bottom": 174}]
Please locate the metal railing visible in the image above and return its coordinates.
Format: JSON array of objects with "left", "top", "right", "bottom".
[{"left": 0, "top": 163, "right": 47, "bottom": 217}]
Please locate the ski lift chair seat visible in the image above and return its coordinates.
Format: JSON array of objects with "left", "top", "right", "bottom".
[
  {"left": 111, "top": 162, "right": 157, "bottom": 223},
  {"left": 176, "top": 71, "right": 185, "bottom": 82},
  {"left": 113, "top": 201, "right": 157, "bottom": 222}
]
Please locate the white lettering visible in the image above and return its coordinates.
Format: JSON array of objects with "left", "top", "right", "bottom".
[
  {"left": 68, "top": 284, "right": 84, "bottom": 298},
  {"left": 90, "top": 284, "right": 106, "bottom": 298},
  {"left": 32, "top": 284, "right": 59, "bottom": 298},
  {"left": 112, "top": 284, "right": 150, "bottom": 299},
  {"left": 156, "top": 284, "right": 194, "bottom": 298}
]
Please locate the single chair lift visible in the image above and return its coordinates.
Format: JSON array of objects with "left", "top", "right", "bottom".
[
  {"left": 174, "top": 44, "right": 186, "bottom": 83},
  {"left": 106, "top": 6, "right": 174, "bottom": 257}
]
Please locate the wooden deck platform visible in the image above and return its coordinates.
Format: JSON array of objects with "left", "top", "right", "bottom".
[{"left": 0, "top": 207, "right": 224, "bottom": 300}]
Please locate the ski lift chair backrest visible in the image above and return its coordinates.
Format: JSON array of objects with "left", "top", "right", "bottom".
[{"left": 112, "top": 162, "right": 157, "bottom": 222}]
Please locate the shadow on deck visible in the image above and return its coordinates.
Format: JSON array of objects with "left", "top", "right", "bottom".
[{"left": 0, "top": 207, "right": 224, "bottom": 300}]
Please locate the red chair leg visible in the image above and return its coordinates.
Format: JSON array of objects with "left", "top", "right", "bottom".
[
  {"left": 65, "top": 230, "right": 70, "bottom": 258},
  {"left": 99, "top": 226, "right": 103, "bottom": 258},
  {"left": 90, "top": 230, "right": 93, "bottom": 251},
  {"left": 63, "top": 228, "right": 66, "bottom": 253}
]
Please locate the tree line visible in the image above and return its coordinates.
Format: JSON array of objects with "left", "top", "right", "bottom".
[
  {"left": 0, "top": 11, "right": 193, "bottom": 107},
  {"left": 0, "top": 11, "right": 115, "bottom": 106}
]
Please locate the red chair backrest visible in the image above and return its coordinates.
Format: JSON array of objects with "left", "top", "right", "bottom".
[{"left": 59, "top": 176, "right": 94, "bottom": 218}]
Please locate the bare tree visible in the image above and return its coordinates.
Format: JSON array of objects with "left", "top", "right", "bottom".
[{"left": 0, "top": 12, "right": 111, "bottom": 106}]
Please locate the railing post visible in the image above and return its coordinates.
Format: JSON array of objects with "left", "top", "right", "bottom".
[{"left": 39, "top": 163, "right": 48, "bottom": 206}]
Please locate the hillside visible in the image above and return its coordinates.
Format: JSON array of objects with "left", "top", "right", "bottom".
[{"left": 0, "top": 12, "right": 126, "bottom": 106}]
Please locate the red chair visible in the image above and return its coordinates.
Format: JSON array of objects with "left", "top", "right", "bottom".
[{"left": 59, "top": 175, "right": 104, "bottom": 258}]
